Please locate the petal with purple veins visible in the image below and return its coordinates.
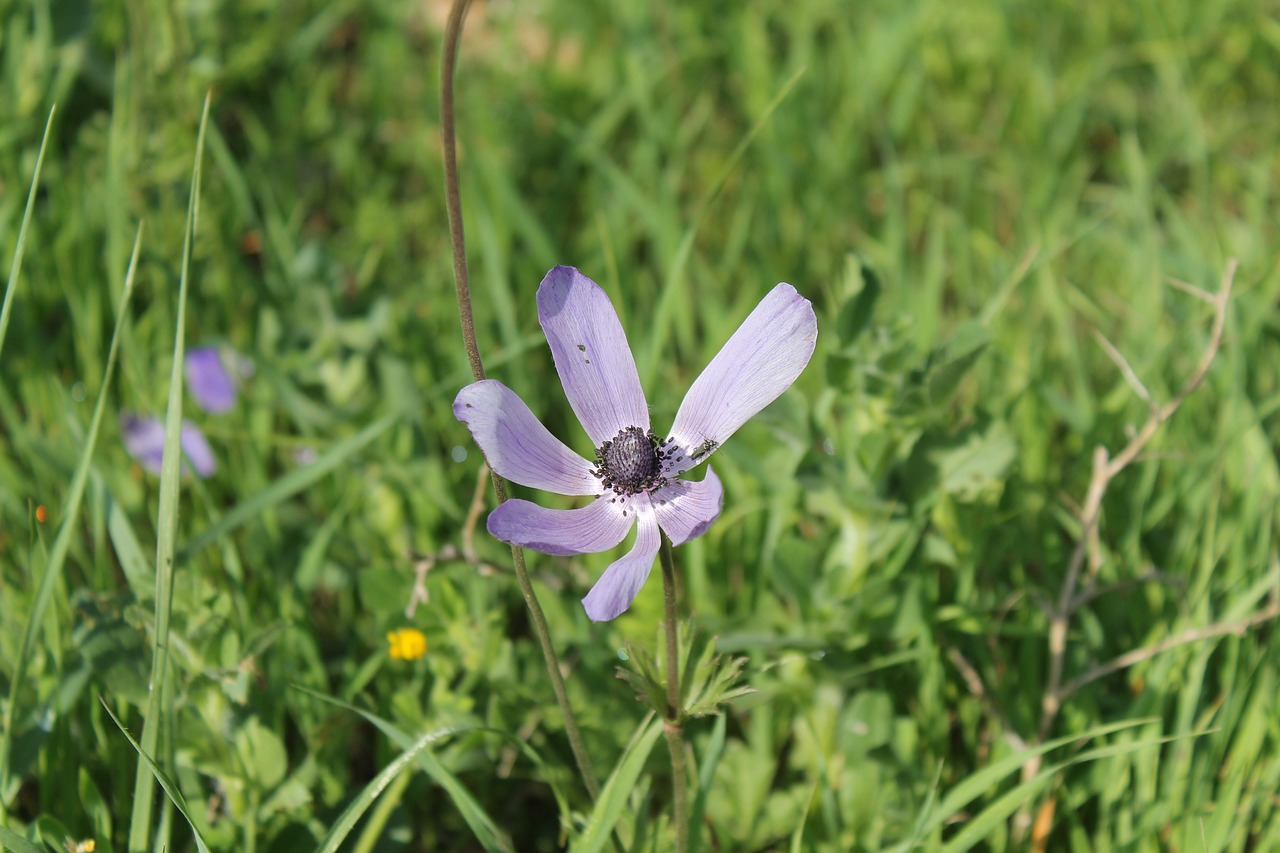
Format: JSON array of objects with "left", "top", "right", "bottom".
[
  {"left": 537, "top": 266, "right": 649, "bottom": 446},
  {"left": 667, "top": 283, "right": 817, "bottom": 475},
  {"left": 185, "top": 347, "right": 239, "bottom": 414},
  {"left": 581, "top": 502, "right": 660, "bottom": 621},
  {"left": 652, "top": 466, "right": 723, "bottom": 546},
  {"left": 454, "top": 379, "right": 598, "bottom": 496},
  {"left": 487, "top": 496, "right": 633, "bottom": 556}
]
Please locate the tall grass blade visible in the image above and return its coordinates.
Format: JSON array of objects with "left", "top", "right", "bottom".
[
  {"left": 296, "top": 685, "right": 515, "bottom": 852},
  {"left": 572, "top": 715, "right": 664, "bottom": 853},
  {"left": 0, "top": 225, "right": 143, "bottom": 811},
  {"left": 0, "top": 104, "right": 55, "bottom": 362},
  {"left": 315, "top": 725, "right": 463, "bottom": 853},
  {"left": 101, "top": 699, "right": 212, "bottom": 853},
  {"left": 127, "top": 91, "right": 211, "bottom": 853}
]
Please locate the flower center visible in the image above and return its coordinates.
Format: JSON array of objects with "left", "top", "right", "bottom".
[{"left": 593, "top": 425, "right": 671, "bottom": 496}]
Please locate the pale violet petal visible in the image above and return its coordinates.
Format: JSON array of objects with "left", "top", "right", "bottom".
[
  {"left": 180, "top": 421, "right": 217, "bottom": 478},
  {"left": 120, "top": 413, "right": 216, "bottom": 479},
  {"left": 454, "top": 379, "right": 598, "bottom": 496},
  {"left": 537, "top": 266, "right": 649, "bottom": 446},
  {"left": 582, "top": 500, "right": 660, "bottom": 622},
  {"left": 185, "top": 347, "right": 239, "bottom": 414},
  {"left": 667, "top": 283, "right": 816, "bottom": 475},
  {"left": 487, "top": 496, "right": 632, "bottom": 556},
  {"left": 652, "top": 466, "right": 723, "bottom": 546}
]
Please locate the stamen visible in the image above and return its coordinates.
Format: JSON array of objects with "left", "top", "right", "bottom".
[{"left": 591, "top": 425, "right": 668, "bottom": 497}]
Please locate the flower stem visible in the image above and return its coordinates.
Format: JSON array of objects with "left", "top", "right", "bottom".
[
  {"left": 440, "top": 0, "right": 600, "bottom": 802},
  {"left": 659, "top": 534, "right": 689, "bottom": 852}
]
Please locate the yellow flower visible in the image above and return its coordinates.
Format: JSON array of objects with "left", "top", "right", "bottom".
[{"left": 387, "top": 628, "right": 428, "bottom": 661}]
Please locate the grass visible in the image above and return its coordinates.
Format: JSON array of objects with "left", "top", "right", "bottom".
[{"left": 2, "top": 0, "right": 1279, "bottom": 850}]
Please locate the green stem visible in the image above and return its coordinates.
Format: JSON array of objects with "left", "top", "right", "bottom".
[
  {"left": 440, "top": 0, "right": 600, "bottom": 802},
  {"left": 659, "top": 535, "right": 689, "bottom": 852}
]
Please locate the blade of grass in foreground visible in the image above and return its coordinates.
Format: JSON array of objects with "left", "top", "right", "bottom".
[
  {"left": 0, "top": 104, "right": 55, "bottom": 362},
  {"left": 296, "top": 685, "right": 515, "bottom": 853},
  {"left": 128, "top": 92, "right": 211, "bottom": 853},
  {"left": 101, "top": 699, "right": 212, "bottom": 853},
  {"left": 572, "top": 715, "right": 664, "bottom": 853},
  {"left": 0, "top": 225, "right": 143, "bottom": 814},
  {"left": 315, "top": 724, "right": 465, "bottom": 853}
]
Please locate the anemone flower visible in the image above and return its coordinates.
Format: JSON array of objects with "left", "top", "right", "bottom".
[
  {"left": 454, "top": 266, "right": 817, "bottom": 621},
  {"left": 185, "top": 346, "right": 253, "bottom": 414},
  {"left": 120, "top": 413, "right": 217, "bottom": 478}
]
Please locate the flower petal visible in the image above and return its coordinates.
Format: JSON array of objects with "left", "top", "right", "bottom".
[
  {"left": 181, "top": 421, "right": 218, "bottom": 478},
  {"left": 537, "top": 266, "right": 649, "bottom": 446},
  {"left": 185, "top": 347, "right": 239, "bottom": 414},
  {"left": 582, "top": 502, "right": 660, "bottom": 621},
  {"left": 667, "top": 283, "right": 817, "bottom": 474},
  {"left": 454, "top": 379, "right": 598, "bottom": 496},
  {"left": 652, "top": 466, "right": 723, "bottom": 546},
  {"left": 121, "top": 414, "right": 216, "bottom": 479},
  {"left": 487, "top": 496, "right": 632, "bottom": 556}
]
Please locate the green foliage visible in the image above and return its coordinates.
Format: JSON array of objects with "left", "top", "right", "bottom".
[{"left": 2, "top": 0, "right": 1279, "bottom": 850}]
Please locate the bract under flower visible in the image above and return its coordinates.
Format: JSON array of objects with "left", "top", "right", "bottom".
[
  {"left": 454, "top": 266, "right": 817, "bottom": 621},
  {"left": 120, "top": 413, "right": 217, "bottom": 478}
]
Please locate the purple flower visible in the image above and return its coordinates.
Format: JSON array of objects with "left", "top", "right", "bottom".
[
  {"left": 120, "top": 413, "right": 217, "bottom": 478},
  {"left": 185, "top": 347, "right": 252, "bottom": 414},
  {"left": 454, "top": 266, "right": 817, "bottom": 621}
]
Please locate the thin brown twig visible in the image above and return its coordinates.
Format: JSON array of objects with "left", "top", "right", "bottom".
[
  {"left": 946, "top": 648, "right": 1028, "bottom": 752},
  {"left": 1039, "top": 260, "right": 1236, "bottom": 741},
  {"left": 1052, "top": 602, "right": 1280, "bottom": 706}
]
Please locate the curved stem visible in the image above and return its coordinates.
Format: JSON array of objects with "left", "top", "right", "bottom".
[
  {"left": 440, "top": 0, "right": 600, "bottom": 801},
  {"left": 659, "top": 535, "right": 689, "bottom": 852}
]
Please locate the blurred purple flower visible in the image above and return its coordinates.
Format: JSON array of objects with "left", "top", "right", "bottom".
[
  {"left": 454, "top": 266, "right": 817, "bottom": 621},
  {"left": 185, "top": 346, "right": 252, "bottom": 414},
  {"left": 120, "top": 413, "right": 217, "bottom": 478}
]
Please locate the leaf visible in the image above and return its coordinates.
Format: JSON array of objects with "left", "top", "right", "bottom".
[
  {"left": 0, "top": 223, "right": 142, "bottom": 802},
  {"left": 101, "top": 699, "right": 213, "bottom": 853},
  {"left": 835, "top": 254, "right": 881, "bottom": 347},
  {"left": 294, "top": 686, "right": 514, "bottom": 852},
  {"left": 315, "top": 725, "right": 455, "bottom": 853},
  {"left": 901, "top": 416, "right": 1016, "bottom": 503},
  {"left": 572, "top": 715, "right": 664, "bottom": 853}
]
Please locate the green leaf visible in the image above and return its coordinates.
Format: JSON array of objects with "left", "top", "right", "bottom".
[
  {"left": 835, "top": 254, "right": 881, "bottom": 347},
  {"left": 130, "top": 91, "right": 211, "bottom": 853},
  {"left": 294, "top": 686, "right": 515, "bottom": 852},
  {"left": 0, "top": 223, "right": 142, "bottom": 803},
  {"left": 0, "top": 104, "right": 55, "bottom": 361},
  {"left": 0, "top": 824, "right": 46, "bottom": 853},
  {"left": 572, "top": 715, "right": 664, "bottom": 853},
  {"left": 101, "top": 699, "right": 213, "bottom": 853},
  {"left": 315, "top": 725, "right": 455, "bottom": 853}
]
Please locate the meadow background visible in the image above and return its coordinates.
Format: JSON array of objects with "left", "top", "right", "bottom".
[{"left": 2, "top": 0, "right": 1279, "bottom": 850}]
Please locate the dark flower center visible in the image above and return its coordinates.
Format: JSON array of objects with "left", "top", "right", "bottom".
[{"left": 593, "top": 425, "right": 672, "bottom": 497}]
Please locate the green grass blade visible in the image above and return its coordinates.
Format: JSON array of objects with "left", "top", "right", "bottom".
[
  {"left": 884, "top": 717, "right": 1155, "bottom": 852},
  {"left": 0, "top": 224, "right": 143, "bottom": 811},
  {"left": 295, "top": 685, "right": 514, "bottom": 852},
  {"left": 0, "top": 104, "right": 55, "bottom": 362},
  {"left": 572, "top": 715, "right": 664, "bottom": 853},
  {"left": 316, "top": 724, "right": 461, "bottom": 853},
  {"left": 641, "top": 66, "right": 806, "bottom": 386},
  {"left": 178, "top": 409, "right": 401, "bottom": 558},
  {"left": 100, "top": 699, "right": 212, "bottom": 853},
  {"left": 687, "top": 713, "right": 726, "bottom": 853},
  {"left": 128, "top": 91, "right": 211, "bottom": 853},
  {"left": 938, "top": 732, "right": 1210, "bottom": 853}
]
